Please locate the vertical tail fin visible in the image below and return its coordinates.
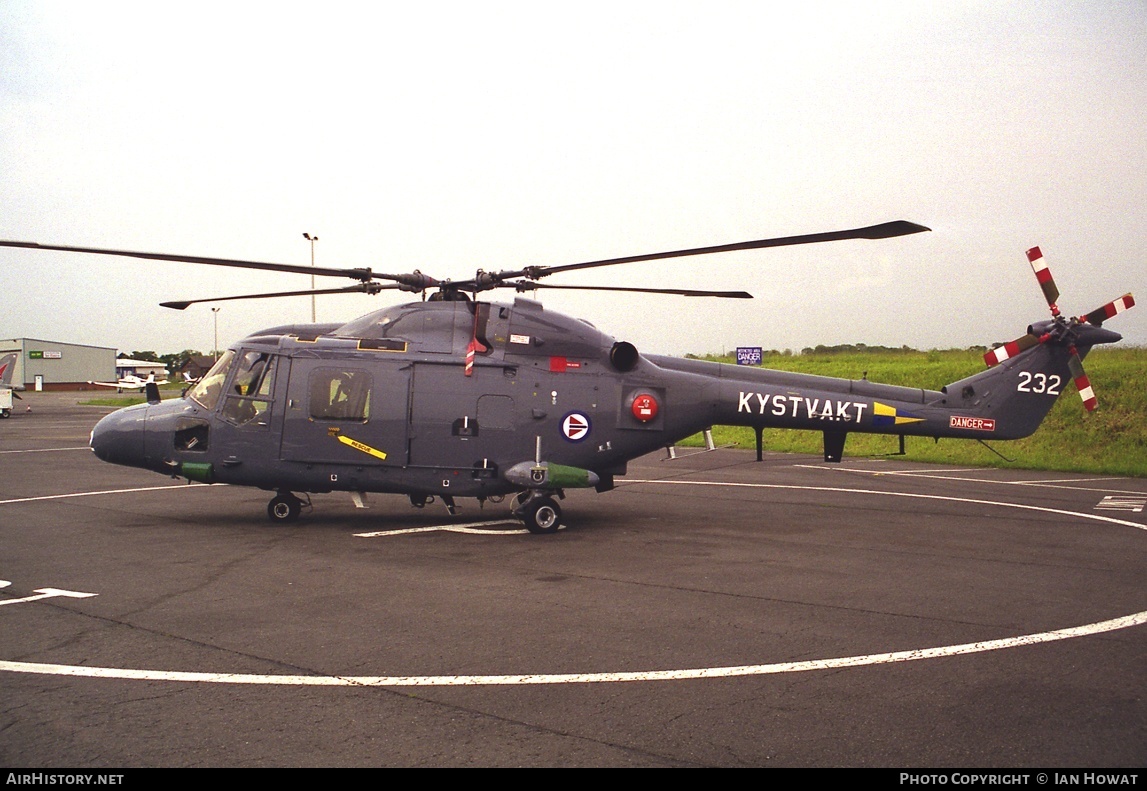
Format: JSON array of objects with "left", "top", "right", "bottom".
[
  {"left": 0, "top": 352, "right": 17, "bottom": 386},
  {"left": 943, "top": 323, "right": 1120, "bottom": 439}
]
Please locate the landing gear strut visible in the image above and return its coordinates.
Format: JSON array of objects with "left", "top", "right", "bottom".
[{"left": 267, "top": 491, "right": 309, "bottom": 523}]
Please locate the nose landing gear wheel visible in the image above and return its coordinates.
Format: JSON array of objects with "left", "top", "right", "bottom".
[
  {"left": 521, "top": 496, "right": 562, "bottom": 534},
  {"left": 267, "top": 493, "right": 303, "bottom": 523}
]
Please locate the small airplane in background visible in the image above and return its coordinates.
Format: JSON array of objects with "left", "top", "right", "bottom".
[{"left": 87, "top": 372, "right": 169, "bottom": 392}]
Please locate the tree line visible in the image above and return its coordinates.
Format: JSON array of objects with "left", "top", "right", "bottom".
[{"left": 117, "top": 349, "right": 208, "bottom": 373}]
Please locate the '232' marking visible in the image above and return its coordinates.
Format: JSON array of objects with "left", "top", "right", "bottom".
[{"left": 1017, "top": 372, "right": 1061, "bottom": 395}]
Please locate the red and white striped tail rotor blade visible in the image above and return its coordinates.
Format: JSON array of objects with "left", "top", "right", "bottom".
[
  {"left": 983, "top": 333, "right": 1041, "bottom": 367},
  {"left": 1081, "top": 293, "right": 1135, "bottom": 326},
  {"left": 1026, "top": 246, "right": 1061, "bottom": 316},
  {"left": 1066, "top": 350, "right": 1098, "bottom": 411}
]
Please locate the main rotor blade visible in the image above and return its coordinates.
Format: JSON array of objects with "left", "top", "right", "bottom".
[
  {"left": 0, "top": 240, "right": 378, "bottom": 283},
  {"left": 513, "top": 282, "right": 753, "bottom": 298},
  {"left": 160, "top": 283, "right": 401, "bottom": 310},
  {"left": 500, "top": 220, "right": 931, "bottom": 281}
]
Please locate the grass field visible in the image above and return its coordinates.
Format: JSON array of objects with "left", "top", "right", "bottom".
[
  {"left": 79, "top": 383, "right": 183, "bottom": 407},
  {"left": 681, "top": 347, "right": 1147, "bottom": 477}
]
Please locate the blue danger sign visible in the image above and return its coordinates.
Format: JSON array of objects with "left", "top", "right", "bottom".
[{"left": 736, "top": 347, "right": 763, "bottom": 366}]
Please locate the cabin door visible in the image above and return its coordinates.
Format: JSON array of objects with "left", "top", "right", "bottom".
[{"left": 280, "top": 357, "right": 410, "bottom": 466}]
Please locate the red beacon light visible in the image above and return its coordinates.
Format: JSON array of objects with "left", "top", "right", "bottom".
[{"left": 631, "top": 393, "right": 659, "bottom": 422}]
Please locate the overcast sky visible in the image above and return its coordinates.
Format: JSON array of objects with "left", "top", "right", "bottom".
[{"left": 1, "top": 1, "right": 1144, "bottom": 358}]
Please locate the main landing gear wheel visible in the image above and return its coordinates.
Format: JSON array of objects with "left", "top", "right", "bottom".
[
  {"left": 267, "top": 493, "right": 303, "bottom": 523},
  {"left": 521, "top": 496, "right": 562, "bottom": 535}
]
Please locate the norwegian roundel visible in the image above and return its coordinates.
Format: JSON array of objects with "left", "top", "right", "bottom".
[{"left": 561, "top": 411, "right": 591, "bottom": 442}]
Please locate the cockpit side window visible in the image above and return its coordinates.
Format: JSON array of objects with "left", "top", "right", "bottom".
[
  {"left": 309, "top": 368, "right": 372, "bottom": 421},
  {"left": 220, "top": 352, "right": 278, "bottom": 426},
  {"left": 230, "top": 351, "right": 275, "bottom": 397}
]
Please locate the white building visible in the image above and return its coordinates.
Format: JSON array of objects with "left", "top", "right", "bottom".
[
  {"left": 115, "top": 358, "right": 169, "bottom": 379},
  {"left": 0, "top": 338, "right": 117, "bottom": 391}
]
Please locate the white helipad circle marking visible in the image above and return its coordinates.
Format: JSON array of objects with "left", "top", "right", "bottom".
[
  {"left": 622, "top": 478, "right": 1147, "bottom": 531},
  {"left": 2, "top": 479, "right": 1144, "bottom": 686},
  {"left": 0, "top": 483, "right": 212, "bottom": 506},
  {"left": 1, "top": 611, "right": 1143, "bottom": 686}
]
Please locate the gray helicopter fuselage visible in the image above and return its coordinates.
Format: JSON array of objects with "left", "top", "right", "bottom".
[
  {"left": 92, "top": 297, "right": 720, "bottom": 498},
  {"left": 89, "top": 296, "right": 1121, "bottom": 500}
]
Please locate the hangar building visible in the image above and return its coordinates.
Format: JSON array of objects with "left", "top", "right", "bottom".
[{"left": 0, "top": 338, "right": 117, "bottom": 391}]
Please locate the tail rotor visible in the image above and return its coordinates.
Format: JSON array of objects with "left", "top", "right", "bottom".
[{"left": 983, "top": 246, "right": 1134, "bottom": 412}]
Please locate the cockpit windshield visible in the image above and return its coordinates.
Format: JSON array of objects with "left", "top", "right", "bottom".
[{"left": 187, "top": 350, "right": 235, "bottom": 411}]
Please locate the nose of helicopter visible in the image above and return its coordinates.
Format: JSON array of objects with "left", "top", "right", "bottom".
[{"left": 90, "top": 405, "right": 149, "bottom": 468}]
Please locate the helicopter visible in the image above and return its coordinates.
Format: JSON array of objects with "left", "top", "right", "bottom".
[{"left": 0, "top": 223, "right": 1134, "bottom": 532}]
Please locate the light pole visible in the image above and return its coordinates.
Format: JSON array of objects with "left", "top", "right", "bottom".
[
  {"left": 212, "top": 307, "right": 221, "bottom": 361},
  {"left": 303, "top": 232, "right": 318, "bottom": 323}
]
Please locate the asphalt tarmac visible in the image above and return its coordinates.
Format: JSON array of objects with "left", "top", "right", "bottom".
[{"left": 2, "top": 392, "right": 1145, "bottom": 767}]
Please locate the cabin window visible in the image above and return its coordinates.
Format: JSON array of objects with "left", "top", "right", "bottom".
[{"left": 308, "top": 368, "right": 372, "bottom": 421}]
